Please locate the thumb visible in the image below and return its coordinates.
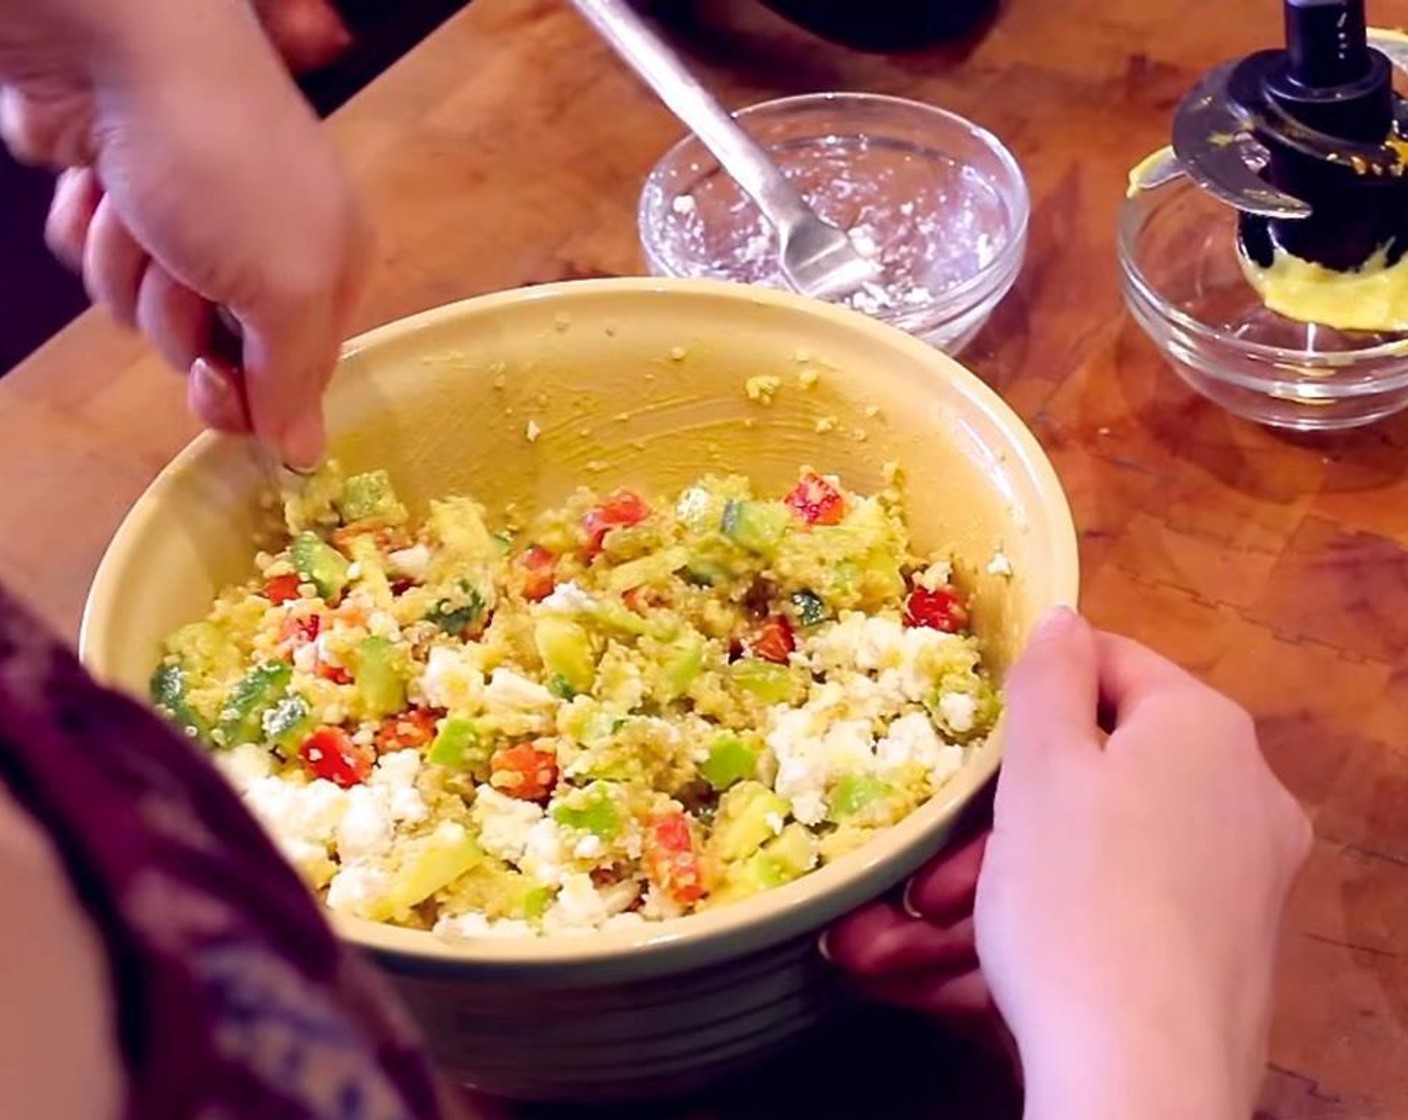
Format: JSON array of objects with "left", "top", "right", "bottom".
[
  {"left": 1000, "top": 608, "right": 1101, "bottom": 782},
  {"left": 237, "top": 300, "right": 335, "bottom": 471}
]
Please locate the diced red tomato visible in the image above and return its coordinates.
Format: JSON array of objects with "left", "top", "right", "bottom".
[
  {"left": 784, "top": 472, "right": 845, "bottom": 526},
  {"left": 315, "top": 659, "right": 353, "bottom": 686},
  {"left": 518, "top": 546, "right": 557, "bottom": 602},
  {"left": 749, "top": 615, "right": 796, "bottom": 664},
  {"left": 489, "top": 742, "right": 559, "bottom": 801},
  {"left": 390, "top": 578, "right": 417, "bottom": 596},
  {"left": 263, "top": 573, "right": 303, "bottom": 605},
  {"left": 904, "top": 586, "right": 969, "bottom": 633},
  {"left": 277, "top": 612, "right": 321, "bottom": 648},
  {"left": 299, "top": 726, "right": 373, "bottom": 788},
  {"left": 582, "top": 490, "right": 649, "bottom": 557},
  {"left": 374, "top": 708, "right": 440, "bottom": 753},
  {"left": 645, "top": 812, "right": 704, "bottom": 906}
]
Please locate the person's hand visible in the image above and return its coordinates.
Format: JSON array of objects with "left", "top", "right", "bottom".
[
  {"left": 980, "top": 610, "right": 1310, "bottom": 1118},
  {"left": 826, "top": 610, "right": 1311, "bottom": 1119},
  {"left": 0, "top": 0, "right": 367, "bottom": 469}
]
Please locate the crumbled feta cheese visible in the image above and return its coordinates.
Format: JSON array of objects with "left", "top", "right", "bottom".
[
  {"left": 769, "top": 708, "right": 876, "bottom": 826},
  {"left": 420, "top": 645, "right": 484, "bottom": 712},
  {"left": 473, "top": 786, "right": 545, "bottom": 864},
  {"left": 387, "top": 544, "right": 431, "bottom": 582},
  {"left": 370, "top": 750, "right": 429, "bottom": 825},
  {"left": 876, "top": 711, "right": 945, "bottom": 771},
  {"left": 214, "top": 743, "right": 275, "bottom": 792},
  {"left": 291, "top": 641, "right": 318, "bottom": 674},
  {"left": 326, "top": 862, "right": 393, "bottom": 918},
  {"left": 525, "top": 419, "right": 541, "bottom": 442},
  {"left": 764, "top": 811, "right": 786, "bottom": 836},
  {"left": 914, "top": 560, "right": 954, "bottom": 592},
  {"left": 573, "top": 834, "right": 605, "bottom": 860},
  {"left": 601, "top": 911, "right": 647, "bottom": 932},
  {"left": 931, "top": 744, "right": 967, "bottom": 785},
  {"left": 367, "top": 610, "right": 402, "bottom": 641},
  {"left": 540, "top": 581, "right": 595, "bottom": 614},
  {"left": 987, "top": 552, "right": 1014, "bottom": 578},
  {"left": 484, "top": 668, "right": 557, "bottom": 711},
  {"left": 336, "top": 786, "right": 395, "bottom": 860},
  {"left": 520, "top": 817, "right": 569, "bottom": 886},
  {"left": 542, "top": 872, "right": 613, "bottom": 934},
  {"left": 640, "top": 885, "right": 686, "bottom": 921},
  {"left": 346, "top": 561, "right": 363, "bottom": 581},
  {"left": 334, "top": 750, "right": 427, "bottom": 860},
  {"left": 244, "top": 776, "right": 347, "bottom": 852},
  {"left": 938, "top": 692, "right": 979, "bottom": 735},
  {"left": 434, "top": 913, "right": 536, "bottom": 940}
]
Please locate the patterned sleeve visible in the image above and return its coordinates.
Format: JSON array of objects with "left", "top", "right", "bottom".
[{"left": 0, "top": 585, "right": 456, "bottom": 1120}]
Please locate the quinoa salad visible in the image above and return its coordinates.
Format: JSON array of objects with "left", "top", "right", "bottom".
[{"left": 150, "top": 464, "right": 1000, "bottom": 940}]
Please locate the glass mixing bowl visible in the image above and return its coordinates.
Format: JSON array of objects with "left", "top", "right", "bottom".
[
  {"left": 638, "top": 92, "right": 1029, "bottom": 355},
  {"left": 1118, "top": 176, "right": 1408, "bottom": 430}
]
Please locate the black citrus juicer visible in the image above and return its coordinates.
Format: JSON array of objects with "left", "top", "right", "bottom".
[{"left": 1167, "top": 0, "right": 1408, "bottom": 277}]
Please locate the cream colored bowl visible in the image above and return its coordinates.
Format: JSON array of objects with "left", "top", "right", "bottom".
[{"left": 81, "top": 279, "right": 1078, "bottom": 1102}]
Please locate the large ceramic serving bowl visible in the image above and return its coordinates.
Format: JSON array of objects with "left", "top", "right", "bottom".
[{"left": 80, "top": 278, "right": 1078, "bottom": 1102}]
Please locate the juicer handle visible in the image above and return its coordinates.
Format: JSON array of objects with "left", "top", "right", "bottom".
[{"left": 1284, "top": 0, "right": 1371, "bottom": 88}]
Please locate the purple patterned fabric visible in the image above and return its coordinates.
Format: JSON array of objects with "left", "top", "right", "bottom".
[{"left": 0, "top": 585, "right": 452, "bottom": 1120}]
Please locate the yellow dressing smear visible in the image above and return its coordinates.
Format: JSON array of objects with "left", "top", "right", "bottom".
[
  {"left": 1126, "top": 145, "right": 1176, "bottom": 199},
  {"left": 1240, "top": 243, "right": 1408, "bottom": 333}
]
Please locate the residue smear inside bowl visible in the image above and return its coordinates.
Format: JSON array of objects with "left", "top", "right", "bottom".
[{"left": 660, "top": 135, "right": 1010, "bottom": 315}]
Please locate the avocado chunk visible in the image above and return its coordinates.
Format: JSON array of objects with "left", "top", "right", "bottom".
[
  {"left": 291, "top": 532, "right": 350, "bottom": 601},
  {"left": 336, "top": 469, "right": 408, "bottom": 526},
  {"left": 534, "top": 616, "right": 597, "bottom": 697}
]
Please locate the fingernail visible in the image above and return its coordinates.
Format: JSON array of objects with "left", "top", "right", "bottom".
[
  {"left": 816, "top": 930, "right": 834, "bottom": 963},
  {"left": 1032, "top": 605, "right": 1078, "bottom": 641},
  {"left": 191, "top": 357, "right": 232, "bottom": 401},
  {"left": 280, "top": 408, "right": 326, "bottom": 473},
  {"left": 900, "top": 878, "right": 924, "bottom": 920}
]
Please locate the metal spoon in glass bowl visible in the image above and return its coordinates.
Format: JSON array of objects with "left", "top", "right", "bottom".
[{"left": 568, "top": 0, "right": 880, "bottom": 302}]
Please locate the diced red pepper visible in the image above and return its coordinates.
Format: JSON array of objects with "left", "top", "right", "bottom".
[
  {"left": 489, "top": 742, "right": 559, "bottom": 801},
  {"left": 904, "top": 586, "right": 969, "bottom": 633},
  {"left": 784, "top": 472, "right": 845, "bottom": 526},
  {"left": 299, "top": 726, "right": 373, "bottom": 788},
  {"left": 278, "top": 612, "right": 321, "bottom": 648},
  {"left": 645, "top": 811, "right": 705, "bottom": 906},
  {"left": 374, "top": 708, "right": 440, "bottom": 753},
  {"left": 582, "top": 490, "right": 649, "bottom": 557},
  {"left": 390, "top": 578, "right": 416, "bottom": 597},
  {"left": 518, "top": 546, "right": 558, "bottom": 602},
  {"left": 315, "top": 659, "right": 353, "bottom": 686},
  {"left": 263, "top": 573, "right": 303, "bottom": 605},
  {"left": 749, "top": 615, "right": 796, "bottom": 664}
]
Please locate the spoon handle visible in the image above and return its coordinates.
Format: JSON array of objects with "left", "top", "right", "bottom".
[{"left": 568, "top": 0, "right": 812, "bottom": 231}]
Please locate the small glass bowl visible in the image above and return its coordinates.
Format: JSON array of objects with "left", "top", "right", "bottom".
[
  {"left": 638, "top": 92, "right": 1029, "bottom": 354},
  {"left": 1118, "top": 176, "right": 1408, "bottom": 430}
]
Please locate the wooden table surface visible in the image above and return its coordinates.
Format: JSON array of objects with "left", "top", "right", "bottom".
[{"left": 4, "top": 0, "right": 1408, "bottom": 1115}]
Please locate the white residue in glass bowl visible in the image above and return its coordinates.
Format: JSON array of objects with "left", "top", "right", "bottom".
[{"left": 653, "top": 135, "right": 1010, "bottom": 320}]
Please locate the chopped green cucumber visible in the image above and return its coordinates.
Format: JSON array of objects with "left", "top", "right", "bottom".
[
  {"left": 356, "top": 635, "right": 407, "bottom": 718},
  {"left": 699, "top": 732, "right": 759, "bottom": 791},
  {"left": 217, "top": 661, "right": 292, "bottom": 747},
  {"left": 149, "top": 662, "right": 212, "bottom": 742}
]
